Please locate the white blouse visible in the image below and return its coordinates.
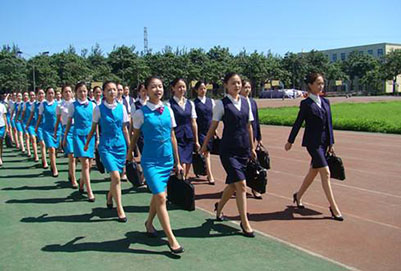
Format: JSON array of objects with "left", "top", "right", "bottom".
[
  {"left": 132, "top": 101, "right": 176, "bottom": 129},
  {"left": 212, "top": 94, "right": 254, "bottom": 122},
  {"left": 93, "top": 100, "right": 129, "bottom": 124}
]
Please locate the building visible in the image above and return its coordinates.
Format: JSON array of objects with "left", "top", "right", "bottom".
[{"left": 320, "top": 43, "right": 401, "bottom": 93}]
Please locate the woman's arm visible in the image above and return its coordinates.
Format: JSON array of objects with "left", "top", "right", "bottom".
[
  {"left": 191, "top": 118, "right": 200, "bottom": 151},
  {"left": 285, "top": 101, "right": 307, "bottom": 151},
  {"left": 26, "top": 108, "right": 34, "bottom": 128},
  {"left": 54, "top": 114, "right": 62, "bottom": 139},
  {"left": 83, "top": 122, "right": 97, "bottom": 151},
  {"left": 200, "top": 120, "right": 219, "bottom": 155},
  {"left": 127, "top": 128, "right": 140, "bottom": 161},
  {"left": 171, "top": 130, "right": 183, "bottom": 174},
  {"left": 62, "top": 117, "right": 72, "bottom": 147},
  {"left": 34, "top": 115, "right": 42, "bottom": 134}
]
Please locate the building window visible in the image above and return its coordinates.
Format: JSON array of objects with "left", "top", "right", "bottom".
[
  {"left": 368, "top": 49, "right": 373, "bottom": 55},
  {"left": 332, "top": 53, "right": 337, "bottom": 62},
  {"left": 341, "top": 53, "right": 346, "bottom": 60},
  {"left": 378, "top": 49, "right": 384, "bottom": 56}
]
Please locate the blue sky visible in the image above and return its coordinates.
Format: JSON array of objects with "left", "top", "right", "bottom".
[{"left": 1, "top": 0, "right": 400, "bottom": 57}]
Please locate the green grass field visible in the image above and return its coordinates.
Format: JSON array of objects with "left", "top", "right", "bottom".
[{"left": 258, "top": 101, "right": 401, "bottom": 134}]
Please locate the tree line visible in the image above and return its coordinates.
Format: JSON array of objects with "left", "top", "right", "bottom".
[{"left": 1, "top": 43, "right": 400, "bottom": 96}]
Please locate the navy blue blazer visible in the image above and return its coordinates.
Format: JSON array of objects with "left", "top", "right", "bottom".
[{"left": 288, "top": 97, "right": 334, "bottom": 148}]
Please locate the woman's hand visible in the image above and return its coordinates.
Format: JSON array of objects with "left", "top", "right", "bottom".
[
  {"left": 200, "top": 144, "right": 207, "bottom": 156},
  {"left": 251, "top": 149, "right": 257, "bottom": 160},
  {"left": 194, "top": 141, "right": 201, "bottom": 152},
  {"left": 175, "top": 163, "right": 184, "bottom": 176},
  {"left": 83, "top": 143, "right": 89, "bottom": 152},
  {"left": 328, "top": 145, "right": 334, "bottom": 154},
  {"left": 126, "top": 152, "right": 133, "bottom": 162},
  {"left": 284, "top": 142, "right": 292, "bottom": 151}
]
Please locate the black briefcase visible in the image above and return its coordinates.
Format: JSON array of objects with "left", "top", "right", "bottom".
[
  {"left": 192, "top": 152, "right": 207, "bottom": 177},
  {"left": 5, "top": 133, "right": 13, "bottom": 148},
  {"left": 245, "top": 160, "right": 268, "bottom": 194},
  {"left": 210, "top": 136, "right": 221, "bottom": 155},
  {"left": 167, "top": 173, "right": 195, "bottom": 211},
  {"left": 126, "top": 160, "right": 143, "bottom": 187},
  {"left": 326, "top": 153, "right": 345, "bottom": 181},
  {"left": 256, "top": 143, "right": 270, "bottom": 170},
  {"left": 95, "top": 149, "right": 105, "bottom": 174}
]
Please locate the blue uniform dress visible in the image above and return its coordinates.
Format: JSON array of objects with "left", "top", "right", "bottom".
[
  {"left": 0, "top": 103, "right": 6, "bottom": 138},
  {"left": 5, "top": 103, "right": 11, "bottom": 129},
  {"left": 98, "top": 103, "right": 126, "bottom": 173},
  {"left": 133, "top": 100, "right": 145, "bottom": 153},
  {"left": 72, "top": 101, "right": 95, "bottom": 158},
  {"left": 288, "top": 97, "right": 334, "bottom": 168},
  {"left": 15, "top": 102, "right": 23, "bottom": 132},
  {"left": 35, "top": 101, "right": 44, "bottom": 142},
  {"left": 59, "top": 101, "right": 74, "bottom": 155},
  {"left": 9, "top": 101, "right": 16, "bottom": 129},
  {"left": 140, "top": 105, "right": 174, "bottom": 195},
  {"left": 249, "top": 98, "right": 261, "bottom": 142},
  {"left": 25, "top": 102, "right": 36, "bottom": 136},
  {"left": 42, "top": 101, "right": 59, "bottom": 148},
  {"left": 194, "top": 97, "right": 213, "bottom": 150},
  {"left": 169, "top": 98, "right": 194, "bottom": 164},
  {"left": 220, "top": 96, "right": 251, "bottom": 184}
]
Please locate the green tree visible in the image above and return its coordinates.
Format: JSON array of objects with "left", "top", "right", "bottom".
[
  {"left": 382, "top": 49, "right": 401, "bottom": 94},
  {"left": 0, "top": 48, "right": 28, "bottom": 92},
  {"left": 281, "top": 52, "right": 307, "bottom": 89},
  {"left": 27, "top": 54, "right": 59, "bottom": 90}
]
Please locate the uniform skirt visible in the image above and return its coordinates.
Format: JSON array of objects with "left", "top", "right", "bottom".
[
  {"left": 37, "top": 127, "right": 44, "bottom": 142},
  {"left": 62, "top": 125, "right": 74, "bottom": 154},
  {"left": 98, "top": 141, "right": 126, "bottom": 173},
  {"left": 142, "top": 157, "right": 174, "bottom": 195},
  {"left": 220, "top": 154, "right": 248, "bottom": 184},
  {"left": 177, "top": 137, "right": 193, "bottom": 164},
  {"left": 27, "top": 125, "right": 36, "bottom": 137},
  {"left": 306, "top": 145, "right": 328, "bottom": 168},
  {"left": 0, "top": 126, "right": 5, "bottom": 138},
  {"left": 16, "top": 121, "right": 23, "bottom": 132},
  {"left": 73, "top": 134, "right": 95, "bottom": 158},
  {"left": 43, "top": 129, "right": 58, "bottom": 148}
]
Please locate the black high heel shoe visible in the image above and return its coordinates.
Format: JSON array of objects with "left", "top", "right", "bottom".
[
  {"left": 329, "top": 207, "right": 344, "bottom": 221},
  {"left": 167, "top": 244, "right": 184, "bottom": 254},
  {"left": 145, "top": 221, "right": 158, "bottom": 238},
  {"left": 118, "top": 216, "right": 127, "bottom": 223},
  {"left": 240, "top": 222, "right": 255, "bottom": 238},
  {"left": 214, "top": 202, "right": 226, "bottom": 221},
  {"left": 293, "top": 193, "right": 305, "bottom": 209},
  {"left": 106, "top": 193, "right": 113, "bottom": 209},
  {"left": 252, "top": 189, "right": 263, "bottom": 200}
]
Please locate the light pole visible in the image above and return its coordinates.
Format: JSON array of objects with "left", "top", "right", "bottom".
[{"left": 17, "top": 51, "right": 49, "bottom": 91}]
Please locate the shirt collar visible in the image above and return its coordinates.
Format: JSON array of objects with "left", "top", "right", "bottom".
[
  {"left": 197, "top": 96, "right": 206, "bottom": 103},
  {"left": 173, "top": 96, "right": 186, "bottom": 105},
  {"left": 103, "top": 100, "right": 117, "bottom": 109},
  {"left": 309, "top": 93, "right": 321, "bottom": 105},
  {"left": 146, "top": 101, "right": 164, "bottom": 111},
  {"left": 226, "top": 94, "right": 241, "bottom": 104},
  {"left": 77, "top": 98, "right": 88, "bottom": 105}
]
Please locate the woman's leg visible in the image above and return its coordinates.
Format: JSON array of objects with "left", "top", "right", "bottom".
[
  {"left": 69, "top": 154, "right": 77, "bottom": 187},
  {"left": 48, "top": 147, "right": 58, "bottom": 175},
  {"left": 153, "top": 192, "right": 181, "bottom": 249},
  {"left": 295, "top": 167, "right": 319, "bottom": 205},
  {"left": 80, "top": 158, "right": 94, "bottom": 200},
  {"left": 145, "top": 196, "right": 157, "bottom": 229},
  {"left": 184, "top": 163, "right": 191, "bottom": 179},
  {"left": 215, "top": 184, "right": 236, "bottom": 216},
  {"left": 318, "top": 166, "right": 342, "bottom": 216},
  {"left": 40, "top": 141, "right": 48, "bottom": 168},
  {"left": 19, "top": 132, "right": 25, "bottom": 152},
  {"left": 234, "top": 181, "right": 252, "bottom": 232},
  {"left": 205, "top": 152, "right": 215, "bottom": 183},
  {"left": 13, "top": 128, "right": 19, "bottom": 149},
  {"left": 26, "top": 134, "right": 31, "bottom": 156},
  {"left": 110, "top": 171, "right": 126, "bottom": 218},
  {"left": 31, "top": 136, "right": 38, "bottom": 161}
]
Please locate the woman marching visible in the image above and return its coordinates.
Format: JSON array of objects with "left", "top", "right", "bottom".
[
  {"left": 240, "top": 79, "right": 263, "bottom": 199},
  {"left": 7, "top": 93, "right": 17, "bottom": 145},
  {"left": 284, "top": 72, "right": 343, "bottom": 221},
  {"left": 201, "top": 72, "right": 256, "bottom": 238},
  {"left": 31, "top": 89, "right": 48, "bottom": 169},
  {"left": 127, "top": 76, "right": 184, "bottom": 254},
  {"left": 0, "top": 100, "right": 8, "bottom": 166},
  {"left": 14, "top": 93, "right": 25, "bottom": 153},
  {"left": 36, "top": 87, "right": 59, "bottom": 176},
  {"left": 64, "top": 82, "right": 96, "bottom": 202},
  {"left": 92, "top": 86, "right": 103, "bottom": 106},
  {"left": 129, "top": 83, "right": 147, "bottom": 155},
  {"left": 168, "top": 78, "right": 200, "bottom": 179},
  {"left": 193, "top": 81, "right": 215, "bottom": 185},
  {"left": 58, "top": 85, "right": 78, "bottom": 188},
  {"left": 22, "top": 91, "right": 38, "bottom": 160},
  {"left": 85, "top": 81, "right": 130, "bottom": 222}
]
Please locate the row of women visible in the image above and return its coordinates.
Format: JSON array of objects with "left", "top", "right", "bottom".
[{"left": 0, "top": 72, "right": 343, "bottom": 254}]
